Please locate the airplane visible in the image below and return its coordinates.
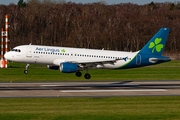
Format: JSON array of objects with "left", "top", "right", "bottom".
[{"left": 4, "top": 28, "right": 171, "bottom": 79}]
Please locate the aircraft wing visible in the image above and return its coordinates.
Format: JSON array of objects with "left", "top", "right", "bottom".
[{"left": 53, "top": 59, "right": 121, "bottom": 68}]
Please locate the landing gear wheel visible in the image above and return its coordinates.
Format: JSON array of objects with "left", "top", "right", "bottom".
[
  {"left": 24, "top": 64, "right": 29, "bottom": 74},
  {"left": 84, "top": 73, "right": 91, "bottom": 79},
  {"left": 24, "top": 70, "right": 28, "bottom": 74},
  {"left": 76, "top": 71, "right": 82, "bottom": 77}
]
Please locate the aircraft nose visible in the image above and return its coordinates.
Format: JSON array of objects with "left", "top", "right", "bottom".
[{"left": 4, "top": 52, "right": 10, "bottom": 60}]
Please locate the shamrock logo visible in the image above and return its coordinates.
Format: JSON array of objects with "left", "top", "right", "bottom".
[
  {"left": 61, "top": 49, "right": 66, "bottom": 53},
  {"left": 149, "top": 38, "right": 164, "bottom": 53}
]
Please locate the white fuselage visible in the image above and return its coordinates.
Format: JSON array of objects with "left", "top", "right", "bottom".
[{"left": 5, "top": 45, "right": 138, "bottom": 69}]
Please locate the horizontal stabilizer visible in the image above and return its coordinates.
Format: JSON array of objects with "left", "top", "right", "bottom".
[{"left": 149, "top": 57, "right": 171, "bottom": 63}]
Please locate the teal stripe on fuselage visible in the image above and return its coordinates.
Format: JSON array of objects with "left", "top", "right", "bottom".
[{"left": 116, "top": 52, "right": 139, "bottom": 69}]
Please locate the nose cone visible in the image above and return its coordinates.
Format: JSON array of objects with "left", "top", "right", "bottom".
[
  {"left": 4, "top": 52, "right": 8, "bottom": 59},
  {"left": 4, "top": 52, "right": 11, "bottom": 60}
]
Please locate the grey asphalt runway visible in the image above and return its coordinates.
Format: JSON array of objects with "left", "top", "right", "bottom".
[{"left": 0, "top": 81, "right": 180, "bottom": 98}]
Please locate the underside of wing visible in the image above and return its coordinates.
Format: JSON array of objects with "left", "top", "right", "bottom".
[
  {"left": 53, "top": 59, "right": 122, "bottom": 68},
  {"left": 72, "top": 59, "right": 119, "bottom": 68}
]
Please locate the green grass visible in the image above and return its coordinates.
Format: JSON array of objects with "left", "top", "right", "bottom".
[
  {"left": 0, "top": 97, "right": 180, "bottom": 120},
  {"left": 0, "top": 60, "right": 180, "bottom": 82},
  {"left": 0, "top": 61, "right": 180, "bottom": 119}
]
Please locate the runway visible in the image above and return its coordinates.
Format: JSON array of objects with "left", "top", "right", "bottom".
[{"left": 0, "top": 81, "right": 180, "bottom": 98}]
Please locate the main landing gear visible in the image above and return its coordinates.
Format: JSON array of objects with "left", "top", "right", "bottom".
[
  {"left": 75, "top": 71, "right": 82, "bottom": 77},
  {"left": 24, "top": 64, "right": 29, "bottom": 74},
  {"left": 75, "top": 68, "right": 91, "bottom": 79},
  {"left": 84, "top": 73, "right": 91, "bottom": 79},
  {"left": 84, "top": 68, "right": 91, "bottom": 79}
]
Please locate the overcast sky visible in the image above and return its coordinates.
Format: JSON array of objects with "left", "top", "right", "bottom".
[{"left": 0, "top": 0, "right": 177, "bottom": 5}]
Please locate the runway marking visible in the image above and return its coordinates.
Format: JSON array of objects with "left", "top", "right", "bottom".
[
  {"left": 40, "top": 84, "right": 140, "bottom": 87},
  {"left": 61, "top": 89, "right": 167, "bottom": 93},
  {"left": 41, "top": 85, "right": 62, "bottom": 87}
]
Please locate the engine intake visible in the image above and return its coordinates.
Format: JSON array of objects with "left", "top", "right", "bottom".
[{"left": 60, "top": 62, "right": 78, "bottom": 73}]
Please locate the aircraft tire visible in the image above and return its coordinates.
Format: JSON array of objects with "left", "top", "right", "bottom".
[
  {"left": 76, "top": 71, "right": 82, "bottom": 77},
  {"left": 84, "top": 73, "right": 91, "bottom": 79},
  {"left": 24, "top": 70, "right": 28, "bottom": 74}
]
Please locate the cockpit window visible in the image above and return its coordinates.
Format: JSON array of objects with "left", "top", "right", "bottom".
[{"left": 11, "top": 49, "right": 21, "bottom": 52}]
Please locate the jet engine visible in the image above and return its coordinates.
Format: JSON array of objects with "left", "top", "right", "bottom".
[{"left": 60, "top": 62, "right": 78, "bottom": 73}]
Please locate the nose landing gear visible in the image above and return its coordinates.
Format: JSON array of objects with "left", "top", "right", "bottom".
[{"left": 24, "top": 64, "right": 29, "bottom": 74}]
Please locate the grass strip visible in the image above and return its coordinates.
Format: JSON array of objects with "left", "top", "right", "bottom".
[
  {"left": 0, "top": 96, "right": 180, "bottom": 120},
  {"left": 0, "top": 60, "right": 180, "bottom": 82}
]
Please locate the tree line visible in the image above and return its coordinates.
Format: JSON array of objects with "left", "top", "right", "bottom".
[{"left": 0, "top": 0, "right": 180, "bottom": 55}]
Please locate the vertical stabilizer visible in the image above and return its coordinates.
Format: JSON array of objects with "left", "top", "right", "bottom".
[{"left": 139, "top": 28, "right": 170, "bottom": 55}]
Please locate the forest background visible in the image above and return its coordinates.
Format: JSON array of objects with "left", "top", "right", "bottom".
[{"left": 0, "top": 0, "right": 180, "bottom": 59}]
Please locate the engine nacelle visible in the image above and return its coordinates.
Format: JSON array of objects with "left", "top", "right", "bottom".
[
  {"left": 47, "top": 65, "right": 59, "bottom": 70},
  {"left": 60, "top": 62, "right": 78, "bottom": 73}
]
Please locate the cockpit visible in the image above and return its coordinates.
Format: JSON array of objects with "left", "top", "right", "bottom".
[{"left": 11, "top": 49, "right": 21, "bottom": 52}]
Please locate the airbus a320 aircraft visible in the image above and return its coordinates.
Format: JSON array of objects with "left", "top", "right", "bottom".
[{"left": 4, "top": 28, "right": 171, "bottom": 79}]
